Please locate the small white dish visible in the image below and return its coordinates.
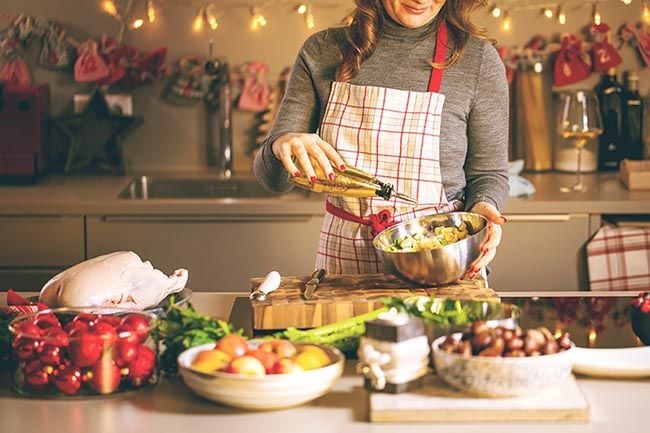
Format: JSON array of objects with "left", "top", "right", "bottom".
[{"left": 571, "top": 346, "right": 650, "bottom": 379}]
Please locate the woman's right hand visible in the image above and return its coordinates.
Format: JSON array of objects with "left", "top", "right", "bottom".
[{"left": 271, "top": 133, "right": 347, "bottom": 183}]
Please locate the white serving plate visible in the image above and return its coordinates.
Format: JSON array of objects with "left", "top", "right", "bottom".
[{"left": 571, "top": 346, "right": 650, "bottom": 379}]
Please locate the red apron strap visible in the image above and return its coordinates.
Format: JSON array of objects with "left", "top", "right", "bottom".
[
  {"left": 428, "top": 22, "right": 448, "bottom": 93},
  {"left": 325, "top": 201, "right": 396, "bottom": 236}
]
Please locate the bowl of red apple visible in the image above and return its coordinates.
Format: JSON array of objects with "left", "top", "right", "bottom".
[
  {"left": 8, "top": 308, "right": 158, "bottom": 397},
  {"left": 177, "top": 335, "right": 344, "bottom": 410}
]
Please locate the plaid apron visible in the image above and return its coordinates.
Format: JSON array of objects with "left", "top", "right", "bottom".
[{"left": 315, "top": 23, "right": 462, "bottom": 274}]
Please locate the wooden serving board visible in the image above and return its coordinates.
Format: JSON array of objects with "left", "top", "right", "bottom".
[
  {"left": 250, "top": 273, "right": 498, "bottom": 330},
  {"left": 369, "top": 375, "right": 590, "bottom": 423}
]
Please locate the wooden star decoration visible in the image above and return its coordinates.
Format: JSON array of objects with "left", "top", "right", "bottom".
[{"left": 53, "top": 89, "right": 143, "bottom": 174}]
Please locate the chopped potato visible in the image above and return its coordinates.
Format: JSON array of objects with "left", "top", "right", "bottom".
[{"left": 387, "top": 223, "right": 470, "bottom": 252}]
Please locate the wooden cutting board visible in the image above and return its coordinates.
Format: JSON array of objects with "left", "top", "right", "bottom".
[
  {"left": 250, "top": 273, "right": 498, "bottom": 330},
  {"left": 369, "top": 375, "right": 590, "bottom": 423}
]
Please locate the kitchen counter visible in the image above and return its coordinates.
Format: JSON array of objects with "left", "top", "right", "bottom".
[
  {"left": 1, "top": 293, "right": 649, "bottom": 433},
  {"left": 0, "top": 172, "right": 649, "bottom": 215}
]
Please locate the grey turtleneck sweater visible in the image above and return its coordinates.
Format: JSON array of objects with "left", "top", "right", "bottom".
[{"left": 253, "top": 16, "right": 509, "bottom": 212}]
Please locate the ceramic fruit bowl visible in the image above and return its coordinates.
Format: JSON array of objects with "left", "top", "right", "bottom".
[
  {"left": 431, "top": 333, "right": 574, "bottom": 397},
  {"left": 177, "top": 340, "right": 344, "bottom": 410},
  {"left": 8, "top": 307, "right": 158, "bottom": 397}
]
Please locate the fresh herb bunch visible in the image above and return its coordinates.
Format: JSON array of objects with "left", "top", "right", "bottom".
[
  {"left": 382, "top": 296, "right": 502, "bottom": 326},
  {"left": 158, "top": 299, "right": 241, "bottom": 374}
]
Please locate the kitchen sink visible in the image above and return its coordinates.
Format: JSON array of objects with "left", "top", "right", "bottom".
[{"left": 118, "top": 175, "right": 310, "bottom": 199}]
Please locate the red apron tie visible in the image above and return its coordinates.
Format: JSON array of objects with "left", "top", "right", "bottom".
[{"left": 325, "top": 202, "right": 396, "bottom": 236}]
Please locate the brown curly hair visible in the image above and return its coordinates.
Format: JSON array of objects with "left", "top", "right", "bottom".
[{"left": 336, "top": 0, "right": 489, "bottom": 82}]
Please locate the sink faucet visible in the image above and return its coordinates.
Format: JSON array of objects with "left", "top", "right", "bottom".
[{"left": 204, "top": 42, "right": 233, "bottom": 178}]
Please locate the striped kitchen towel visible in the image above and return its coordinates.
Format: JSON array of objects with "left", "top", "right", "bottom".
[{"left": 587, "top": 224, "right": 650, "bottom": 291}]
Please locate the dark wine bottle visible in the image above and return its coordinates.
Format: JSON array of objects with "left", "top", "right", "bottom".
[
  {"left": 621, "top": 70, "right": 644, "bottom": 160},
  {"left": 595, "top": 68, "right": 624, "bottom": 170}
]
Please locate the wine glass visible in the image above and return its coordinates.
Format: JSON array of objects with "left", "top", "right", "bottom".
[{"left": 557, "top": 91, "right": 603, "bottom": 193}]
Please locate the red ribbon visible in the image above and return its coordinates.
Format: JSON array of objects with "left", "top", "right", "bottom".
[{"left": 325, "top": 202, "right": 396, "bottom": 237}]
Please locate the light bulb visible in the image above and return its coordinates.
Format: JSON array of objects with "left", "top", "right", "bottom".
[
  {"left": 101, "top": 0, "right": 118, "bottom": 17},
  {"left": 305, "top": 11, "right": 315, "bottom": 29},
  {"left": 644, "top": 1, "right": 650, "bottom": 23},
  {"left": 193, "top": 8, "right": 204, "bottom": 32},
  {"left": 557, "top": 7, "right": 567, "bottom": 25},
  {"left": 131, "top": 18, "right": 144, "bottom": 29},
  {"left": 147, "top": 0, "right": 156, "bottom": 23},
  {"left": 501, "top": 11, "right": 511, "bottom": 32},
  {"left": 206, "top": 4, "right": 219, "bottom": 30},
  {"left": 592, "top": 4, "right": 601, "bottom": 25},
  {"left": 621, "top": 0, "right": 633, "bottom": 4},
  {"left": 250, "top": 8, "right": 267, "bottom": 30},
  {"left": 543, "top": 8, "right": 554, "bottom": 18},
  {"left": 296, "top": 4, "right": 308, "bottom": 15},
  {"left": 490, "top": 4, "right": 502, "bottom": 18}
]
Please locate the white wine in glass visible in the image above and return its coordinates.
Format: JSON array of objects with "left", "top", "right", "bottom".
[{"left": 557, "top": 91, "right": 603, "bottom": 192}]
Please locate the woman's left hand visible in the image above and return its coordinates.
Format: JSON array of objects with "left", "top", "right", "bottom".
[{"left": 466, "top": 202, "right": 507, "bottom": 280}]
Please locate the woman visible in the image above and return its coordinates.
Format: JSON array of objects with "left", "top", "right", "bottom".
[{"left": 254, "top": 0, "right": 508, "bottom": 278}]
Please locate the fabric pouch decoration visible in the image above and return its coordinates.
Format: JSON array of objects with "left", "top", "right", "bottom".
[
  {"left": 554, "top": 34, "right": 592, "bottom": 86},
  {"left": 619, "top": 23, "right": 650, "bottom": 67},
  {"left": 121, "top": 46, "right": 167, "bottom": 89},
  {"left": 163, "top": 55, "right": 205, "bottom": 105},
  {"left": 74, "top": 39, "right": 109, "bottom": 83},
  {"left": 238, "top": 61, "right": 270, "bottom": 112},
  {"left": 0, "top": 58, "right": 32, "bottom": 87},
  {"left": 590, "top": 23, "right": 622, "bottom": 72},
  {"left": 39, "top": 30, "right": 72, "bottom": 70}
]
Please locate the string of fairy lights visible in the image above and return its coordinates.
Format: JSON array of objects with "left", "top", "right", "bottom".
[
  {"left": 488, "top": 0, "right": 650, "bottom": 32},
  {"left": 98, "top": 0, "right": 650, "bottom": 37},
  {"left": 99, "top": 0, "right": 349, "bottom": 35}
]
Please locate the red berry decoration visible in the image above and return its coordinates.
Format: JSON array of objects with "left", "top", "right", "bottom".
[
  {"left": 88, "top": 360, "right": 121, "bottom": 394},
  {"left": 73, "top": 313, "right": 98, "bottom": 327},
  {"left": 114, "top": 341, "right": 138, "bottom": 367},
  {"left": 12, "top": 336, "right": 41, "bottom": 361},
  {"left": 67, "top": 331, "right": 103, "bottom": 367},
  {"left": 92, "top": 321, "right": 118, "bottom": 347},
  {"left": 13, "top": 321, "right": 43, "bottom": 338},
  {"left": 120, "top": 315, "right": 150, "bottom": 343},
  {"left": 34, "top": 313, "right": 61, "bottom": 330},
  {"left": 38, "top": 344, "right": 62, "bottom": 365},
  {"left": 24, "top": 360, "right": 52, "bottom": 393},
  {"left": 64, "top": 320, "right": 89, "bottom": 335},
  {"left": 53, "top": 364, "right": 82, "bottom": 395},
  {"left": 43, "top": 327, "right": 70, "bottom": 347},
  {"left": 127, "top": 345, "right": 155, "bottom": 386},
  {"left": 96, "top": 316, "right": 122, "bottom": 327}
]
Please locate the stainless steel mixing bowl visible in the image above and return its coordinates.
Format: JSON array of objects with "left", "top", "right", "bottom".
[{"left": 373, "top": 212, "right": 488, "bottom": 286}]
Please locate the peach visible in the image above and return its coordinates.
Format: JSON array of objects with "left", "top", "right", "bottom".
[
  {"left": 215, "top": 335, "right": 248, "bottom": 359},
  {"left": 270, "top": 358, "right": 304, "bottom": 374},
  {"left": 258, "top": 339, "right": 297, "bottom": 358},
  {"left": 226, "top": 355, "right": 266, "bottom": 377},
  {"left": 247, "top": 349, "right": 280, "bottom": 373},
  {"left": 191, "top": 349, "right": 232, "bottom": 373}
]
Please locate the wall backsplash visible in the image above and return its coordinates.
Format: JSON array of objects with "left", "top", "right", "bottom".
[{"left": 1, "top": 0, "right": 647, "bottom": 173}]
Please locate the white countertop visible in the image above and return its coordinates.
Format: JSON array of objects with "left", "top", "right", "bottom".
[{"left": 1, "top": 293, "right": 648, "bottom": 433}]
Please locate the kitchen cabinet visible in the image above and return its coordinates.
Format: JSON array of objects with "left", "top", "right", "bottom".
[
  {"left": 86, "top": 214, "right": 325, "bottom": 292},
  {"left": 489, "top": 213, "right": 591, "bottom": 291},
  {"left": 0, "top": 215, "right": 85, "bottom": 290}
]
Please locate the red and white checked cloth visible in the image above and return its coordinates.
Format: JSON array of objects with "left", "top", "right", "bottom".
[{"left": 587, "top": 224, "right": 650, "bottom": 291}]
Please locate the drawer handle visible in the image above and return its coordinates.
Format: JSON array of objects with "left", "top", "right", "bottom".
[
  {"left": 101, "top": 215, "right": 314, "bottom": 223},
  {"left": 503, "top": 214, "right": 574, "bottom": 222}
]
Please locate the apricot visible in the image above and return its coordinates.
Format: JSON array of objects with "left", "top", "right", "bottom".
[
  {"left": 258, "top": 339, "right": 297, "bottom": 358},
  {"left": 294, "top": 346, "right": 330, "bottom": 370},
  {"left": 191, "top": 349, "right": 232, "bottom": 373},
  {"left": 247, "top": 348, "right": 280, "bottom": 373},
  {"left": 215, "top": 335, "right": 248, "bottom": 359},
  {"left": 226, "top": 355, "right": 266, "bottom": 377},
  {"left": 270, "top": 358, "right": 304, "bottom": 374}
]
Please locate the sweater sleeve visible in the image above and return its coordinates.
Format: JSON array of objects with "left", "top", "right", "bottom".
[
  {"left": 253, "top": 36, "right": 323, "bottom": 193},
  {"left": 463, "top": 42, "right": 510, "bottom": 212}
]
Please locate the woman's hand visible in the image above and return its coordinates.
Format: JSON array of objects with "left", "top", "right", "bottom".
[
  {"left": 271, "top": 133, "right": 347, "bottom": 182},
  {"left": 466, "top": 202, "right": 507, "bottom": 280}
]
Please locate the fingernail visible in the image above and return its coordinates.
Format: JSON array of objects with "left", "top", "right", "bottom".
[
  {"left": 328, "top": 172, "right": 335, "bottom": 181},
  {"left": 310, "top": 176, "right": 317, "bottom": 184},
  {"left": 294, "top": 171, "right": 301, "bottom": 177},
  {"left": 339, "top": 164, "right": 346, "bottom": 171}
]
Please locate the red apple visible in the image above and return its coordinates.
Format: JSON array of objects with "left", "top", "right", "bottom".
[
  {"left": 114, "top": 341, "right": 138, "bottom": 367},
  {"left": 38, "top": 343, "right": 62, "bottom": 365},
  {"left": 34, "top": 313, "right": 61, "bottom": 330},
  {"left": 53, "top": 364, "right": 82, "bottom": 395},
  {"left": 215, "top": 335, "right": 248, "bottom": 359},
  {"left": 270, "top": 358, "right": 304, "bottom": 374},
  {"left": 12, "top": 336, "right": 41, "bottom": 361},
  {"left": 73, "top": 313, "right": 97, "bottom": 327},
  {"left": 226, "top": 355, "right": 266, "bottom": 377},
  {"left": 24, "top": 360, "right": 52, "bottom": 393},
  {"left": 127, "top": 345, "right": 156, "bottom": 386},
  {"left": 92, "top": 321, "right": 118, "bottom": 348},
  {"left": 13, "top": 321, "right": 42, "bottom": 338},
  {"left": 120, "top": 315, "right": 150, "bottom": 343},
  {"left": 43, "top": 327, "right": 70, "bottom": 347},
  {"left": 64, "top": 320, "right": 89, "bottom": 335},
  {"left": 246, "top": 348, "right": 280, "bottom": 373}
]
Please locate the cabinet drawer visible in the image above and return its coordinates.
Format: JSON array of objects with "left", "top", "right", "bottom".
[
  {"left": 490, "top": 213, "right": 590, "bottom": 291},
  {"left": 0, "top": 216, "right": 85, "bottom": 267},
  {"left": 86, "top": 214, "right": 325, "bottom": 292},
  {"left": 0, "top": 268, "right": 61, "bottom": 291}
]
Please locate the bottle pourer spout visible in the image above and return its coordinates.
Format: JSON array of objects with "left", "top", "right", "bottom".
[{"left": 393, "top": 191, "right": 418, "bottom": 205}]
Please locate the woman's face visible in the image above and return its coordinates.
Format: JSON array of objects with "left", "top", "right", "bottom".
[{"left": 382, "top": 0, "right": 446, "bottom": 29}]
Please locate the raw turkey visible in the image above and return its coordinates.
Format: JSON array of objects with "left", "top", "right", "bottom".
[{"left": 39, "top": 251, "right": 188, "bottom": 310}]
